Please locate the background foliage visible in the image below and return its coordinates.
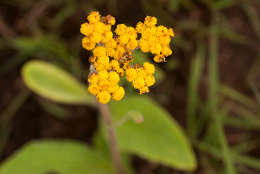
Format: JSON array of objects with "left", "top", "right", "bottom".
[{"left": 0, "top": 0, "right": 260, "bottom": 173}]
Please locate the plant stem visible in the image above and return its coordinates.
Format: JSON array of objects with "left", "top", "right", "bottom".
[{"left": 97, "top": 103, "right": 125, "bottom": 174}]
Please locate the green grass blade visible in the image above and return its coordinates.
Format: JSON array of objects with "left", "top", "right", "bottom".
[
  {"left": 234, "top": 154, "right": 260, "bottom": 170},
  {"left": 187, "top": 42, "right": 205, "bottom": 138},
  {"left": 208, "top": 17, "right": 236, "bottom": 174},
  {"left": 215, "top": 112, "right": 236, "bottom": 174},
  {"left": 196, "top": 141, "right": 260, "bottom": 170},
  {"left": 241, "top": 0, "right": 260, "bottom": 39},
  {"left": 208, "top": 23, "right": 219, "bottom": 112},
  {"left": 222, "top": 113, "right": 260, "bottom": 130},
  {"left": 220, "top": 85, "right": 257, "bottom": 109}
]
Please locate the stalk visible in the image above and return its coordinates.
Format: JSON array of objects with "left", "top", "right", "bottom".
[{"left": 97, "top": 103, "right": 125, "bottom": 174}]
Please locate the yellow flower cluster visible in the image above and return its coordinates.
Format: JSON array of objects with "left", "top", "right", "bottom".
[
  {"left": 88, "top": 71, "right": 125, "bottom": 104},
  {"left": 81, "top": 11, "right": 174, "bottom": 104},
  {"left": 126, "top": 62, "right": 155, "bottom": 94},
  {"left": 136, "top": 16, "right": 174, "bottom": 63}
]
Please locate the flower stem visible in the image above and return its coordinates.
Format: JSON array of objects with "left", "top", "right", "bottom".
[{"left": 97, "top": 103, "right": 125, "bottom": 174}]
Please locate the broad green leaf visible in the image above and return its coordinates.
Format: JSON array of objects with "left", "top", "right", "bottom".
[
  {"left": 109, "top": 96, "right": 197, "bottom": 171},
  {"left": 0, "top": 140, "right": 114, "bottom": 174},
  {"left": 22, "top": 60, "right": 95, "bottom": 105}
]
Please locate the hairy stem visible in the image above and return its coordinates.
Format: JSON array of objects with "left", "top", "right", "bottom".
[{"left": 98, "top": 103, "right": 125, "bottom": 174}]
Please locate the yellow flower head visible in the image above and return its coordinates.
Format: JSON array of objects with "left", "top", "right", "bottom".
[
  {"left": 81, "top": 12, "right": 174, "bottom": 103},
  {"left": 125, "top": 62, "right": 156, "bottom": 94}
]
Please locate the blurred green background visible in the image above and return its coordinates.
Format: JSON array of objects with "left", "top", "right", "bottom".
[{"left": 0, "top": 0, "right": 260, "bottom": 173}]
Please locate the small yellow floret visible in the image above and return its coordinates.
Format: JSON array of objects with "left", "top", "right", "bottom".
[
  {"left": 93, "top": 46, "right": 107, "bottom": 57},
  {"left": 97, "top": 91, "right": 111, "bottom": 104},
  {"left": 108, "top": 71, "right": 120, "bottom": 84},
  {"left": 114, "top": 45, "right": 126, "bottom": 60},
  {"left": 150, "top": 43, "right": 161, "bottom": 55},
  {"left": 145, "top": 75, "right": 155, "bottom": 87},
  {"left": 133, "top": 77, "right": 145, "bottom": 89},
  {"left": 89, "top": 33, "right": 102, "bottom": 43},
  {"left": 97, "top": 56, "right": 109, "bottom": 65},
  {"left": 98, "top": 70, "right": 109, "bottom": 79},
  {"left": 103, "top": 15, "right": 116, "bottom": 25},
  {"left": 153, "top": 54, "right": 165, "bottom": 63},
  {"left": 143, "top": 62, "right": 155, "bottom": 74},
  {"left": 82, "top": 37, "right": 95, "bottom": 50},
  {"left": 115, "top": 24, "right": 127, "bottom": 35},
  {"left": 105, "top": 39, "right": 117, "bottom": 48},
  {"left": 89, "top": 56, "right": 96, "bottom": 63},
  {"left": 102, "top": 31, "right": 113, "bottom": 43},
  {"left": 112, "top": 87, "right": 125, "bottom": 101},
  {"left": 139, "top": 86, "right": 149, "bottom": 94},
  {"left": 107, "top": 84, "right": 119, "bottom": 93},
  {"left": 144, "top": 16, "right": 157, "bottom": 26},
  {"left": 139, "top": 39, "right": 149, "bottom": 52},
  {"left": 126, "top": 68, "right": 137, "bottom": 82},
  {"left": 80, "top": 23, "right": 92, "bottom": 36},
  {"left": 161, "top": 46, "right": 172, "bottom": 56},
  {"left": 88, "top": 73, "right": 99, "bottom": 84},
  {"left": 108, "top": 16, "right": 116, "bottom": 25},
  {"left": 136, "top": 22, "right": 144, "bottom": 33},
  {"left": 168, "top": 28, "right": 175, "bottom": 37},
  {"left": 88, "top": 11, "right": 101, "bottom": 23},
  {"left": 126, "top": 40, "right": 138, "bottom": 50},
  {"left": 88, "top": 84, "right": 100, "bottom": 95}
]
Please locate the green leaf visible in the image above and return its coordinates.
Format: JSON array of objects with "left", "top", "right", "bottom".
[
  {"left": 22, "top": 60, "right": 95, "bottom": 105},
  {"left": 0, "top": 139, "right": 114, "bottom": 174},
  {"left": 109, "top": 96, "right": 197, "bottom": 171}
]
